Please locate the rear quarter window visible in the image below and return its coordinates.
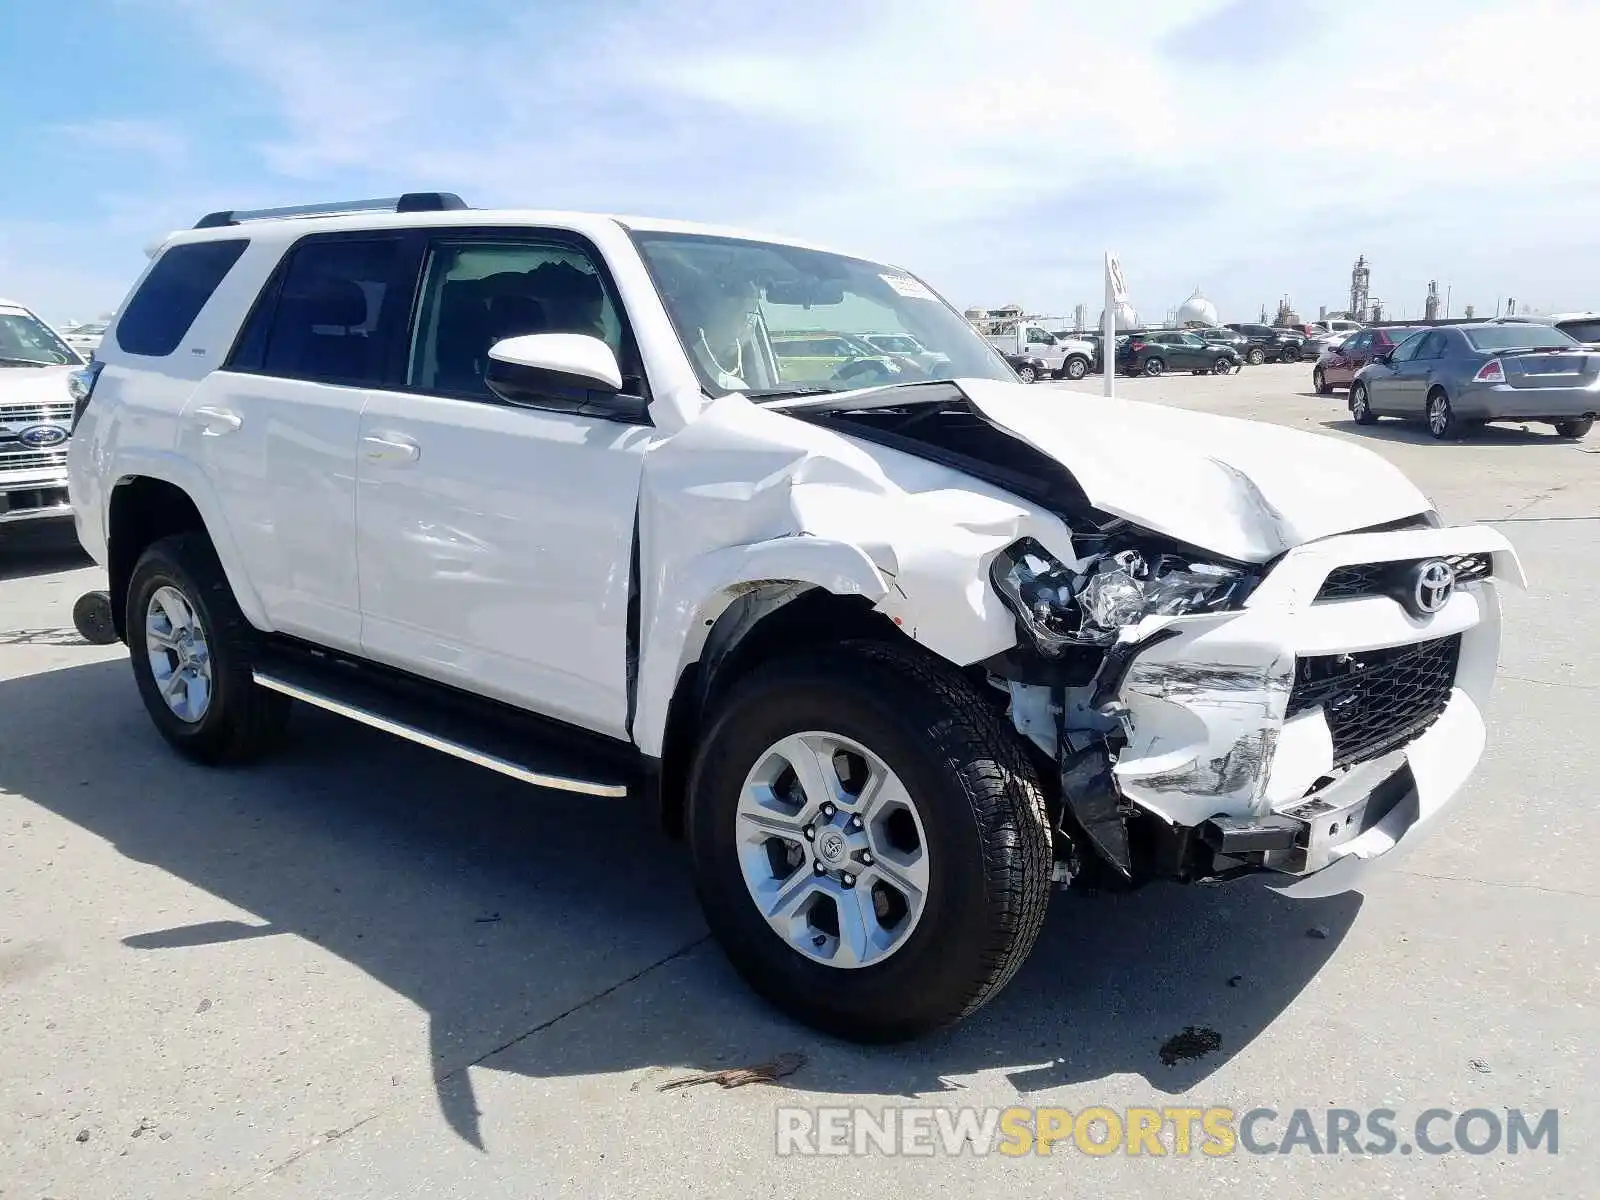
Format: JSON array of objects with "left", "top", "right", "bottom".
[{"left": 115, "top": 239, "right": 249, "bottom": 357}]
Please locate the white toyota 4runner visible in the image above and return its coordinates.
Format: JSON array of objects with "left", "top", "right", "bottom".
[{"left": 69, "top": 194, "right": 1523, "bottom": 1041}]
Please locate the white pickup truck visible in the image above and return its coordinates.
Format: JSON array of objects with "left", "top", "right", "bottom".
[
  {"left": 983, "top": 323, "right": 1096, "bottom": 380},
  {"left": 1, "top": 297, "right": 84, "bottom": 532},
  {"left": 69, "top": 193, "right": 1520, "bottom": 1041}
]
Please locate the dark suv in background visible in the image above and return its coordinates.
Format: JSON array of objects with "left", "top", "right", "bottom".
[
  {"left": 1225, "top": 323, "right": 1306, "bottom": 365},
  {"left": 1119, "top": 330, "right": 1241, "bottom": 376}
]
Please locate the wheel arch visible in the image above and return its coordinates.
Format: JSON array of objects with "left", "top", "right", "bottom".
[
  {"left": 106, "top": 463, "right": 267, "bottom": 640},
  {"left": 649, "top": 584, "right": 907, "bottom": 837}
]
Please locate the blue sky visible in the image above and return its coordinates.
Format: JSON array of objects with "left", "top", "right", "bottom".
[{"left": 4, "top": 0, "right": 1598, "bottom": 326}]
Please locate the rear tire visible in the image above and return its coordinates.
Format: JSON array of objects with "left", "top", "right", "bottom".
[
  {"left": 1426, "top": 388, "right": 1464, "bottom": 440},
  {"left": 1555, "top": 417, "right": 1593, "bottom": 439},
  {"left": 1350, "top": 381, "right": 1377, "bottom": 424},
  {"left": 1144, "top": 357, "right": 1165, "bottom": 377},
  {"left": 126, "top": 533, "right": 291, "bottom": 765},
  {"left": 1246, "top": 347, "right": 1266, "bottom": 365},
  {"left": 687, "top": 641, "right": 1052, "bottom": 1042}
]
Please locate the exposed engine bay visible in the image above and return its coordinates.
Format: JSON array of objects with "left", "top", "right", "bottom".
[{"left": 778, "top": 382, "right": 1507, "bottom": 896}]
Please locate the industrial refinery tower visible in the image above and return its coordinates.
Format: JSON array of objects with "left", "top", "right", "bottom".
[{"left": 1349, "top": 255, "right": 1371, "bottom": 322}]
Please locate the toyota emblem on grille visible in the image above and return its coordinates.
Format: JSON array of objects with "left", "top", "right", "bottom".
[
  {"left": 18, "top": 424, "right": 68, "bottom": 449},
  {"left": 1407, "top": 559, "right": 1456, "bottom": 616}
]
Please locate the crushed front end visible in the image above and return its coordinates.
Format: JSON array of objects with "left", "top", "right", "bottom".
[{"left": 986, "top": 519, "right": 1524, "bottom": 898}]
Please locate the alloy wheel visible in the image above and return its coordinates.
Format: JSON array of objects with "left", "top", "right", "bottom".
[
  {"left": 735, "top": 731, "right": 929, "bottom": 969},
  {"left": 1428, "top": 392, "right": 1450, "bottom": 437},
  {"left": 145, "top": 584, "right": 213, "bottom": 723}
]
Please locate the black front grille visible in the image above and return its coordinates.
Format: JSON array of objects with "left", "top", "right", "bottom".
[
  {"left": 1286, "top": 634, "right": 1461, "bottom": 768},
  {"left": 1317, "top": 553, "right": 1492, "bottom": 602}
]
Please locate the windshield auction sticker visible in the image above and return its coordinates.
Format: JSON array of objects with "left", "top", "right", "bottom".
[{"left": 880, "top": 273, "right": 938, "bottom": 301}]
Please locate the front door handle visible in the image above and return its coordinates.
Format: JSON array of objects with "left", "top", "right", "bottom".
[
  {"left": 192, "top": 405, "right": 242, "bottom": 436},
  {"left": 361, "top": 432, "right": 420, "bottom": 465}
]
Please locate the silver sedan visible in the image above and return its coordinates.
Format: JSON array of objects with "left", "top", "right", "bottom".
[{"left": 1349, "top": 322, "right": 1597, "bottom": 440}]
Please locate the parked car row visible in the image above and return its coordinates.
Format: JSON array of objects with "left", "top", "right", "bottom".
[{"left": 1314, "top": 320, "right": 1595, "bottom": 440}]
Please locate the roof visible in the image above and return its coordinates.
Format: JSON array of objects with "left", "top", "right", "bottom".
[{"left": 159, "top": 206, "right": 863, "bottom": 262}]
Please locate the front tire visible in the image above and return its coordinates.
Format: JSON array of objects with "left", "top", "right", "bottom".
[
  {"left": 1314, "top": 367, "right": 1331, "bottom": 395},
  {"left": 126, "top": 533, "right": 291, "bottom": 764},
  {"left": 1016, "top": 364, "right": 1037, "bottom": 383},
  {"left": 687, "top": 642, "right": 1052, "bottom": 1042},
  {"left": 1213, "top": 358, "right": 1236, "bottom": 375},
  {"left": 1062, "top": 355, "right": 1089, "bottom": 380},
  {"left": 1555, "top": 417, "right": 1593, "bottom": 439}
]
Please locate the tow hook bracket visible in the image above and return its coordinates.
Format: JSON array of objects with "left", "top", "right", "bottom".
[
  {"left": 1198, "top": 815, "right": 1301, "bottom": 856},
  {"left": 1059, "top": 744, "right": 1132, "bottom": 879}
]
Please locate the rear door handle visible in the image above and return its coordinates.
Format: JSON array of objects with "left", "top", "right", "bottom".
[
  {"left": 361, "top": 432, "right": 420, "bottom": 465},
  {"left": 192, "top": 405, "right": 242, "bottom": 436}
]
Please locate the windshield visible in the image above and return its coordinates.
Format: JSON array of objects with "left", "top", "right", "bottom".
[
  {"left": 631, "top": 231, "right": 1014, "bottom": 397},
  {"left": 1464, "top": 324, "right": 1578, "bottom": 352},
  {"left": 0, "top": 311, "right": 82, "bottom": 366}
]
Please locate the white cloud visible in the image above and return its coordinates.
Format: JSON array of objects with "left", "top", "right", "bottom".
[
  {"left": 19, "top": 0, "right": 1600, "bottom": 323},
  {"left": 51, "top": 118, "right": 190, "bottom": 169}
]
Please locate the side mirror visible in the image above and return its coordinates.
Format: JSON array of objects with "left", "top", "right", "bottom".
[
  {"left": 1372, "top": 349, "right": 1393, "bottom": 365},
  {"left": 485, "top": 333, "right": 623, "bottom": 407}
]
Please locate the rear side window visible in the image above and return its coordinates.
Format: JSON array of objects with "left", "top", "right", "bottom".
[
  {"left": 115, "top": 239, "right": 248, "bottom": 357},
  {"left": 231, "top": 237, "right": 404, "bottom": 386},
  {"left": 1414, "top": 331, "right": 1449, "bottom": 360}
]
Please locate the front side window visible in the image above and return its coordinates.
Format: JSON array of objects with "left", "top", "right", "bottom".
[
  {"left": 116, "top": 238, "right": 248, "bottom": 357},
  {"left": 408, "top": 240, "right": 624, "bottom": 398},
  {"left": 631, "top": 231, "right": 1013, "bottom": 397},
  {"left": 1343, "top": 331, "right": 1371, "bottom": 354},
  {"left": 0, "top": 309, "right": 80, "bottom": 367},
  {"left": 1025, "top": 327, "right": 1054, "bottom": 345}
]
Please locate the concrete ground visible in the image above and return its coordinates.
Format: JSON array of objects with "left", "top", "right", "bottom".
[{"left": 2, "top": 363, "right": 1595, "bottom": 1198}]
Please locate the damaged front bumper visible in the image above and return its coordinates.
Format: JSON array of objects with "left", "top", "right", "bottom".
[{"left": 1037, "top": 524, "right": 1523, "bottom": 896}]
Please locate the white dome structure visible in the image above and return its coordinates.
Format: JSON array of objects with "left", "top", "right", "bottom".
[
  {"left": 1098, "top": 301, "right": 1141, "bottom": 330},
  {"left": 1177, "top": 287, "right": 1218, "bottom": 327}
]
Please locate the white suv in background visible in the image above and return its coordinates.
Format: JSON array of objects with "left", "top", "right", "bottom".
[
  {"left": 70, "top": 193, "right": 1522, "bottom": 1040},
  {"left": 1, "top": 297, "right": 85, "bottom": 531}
]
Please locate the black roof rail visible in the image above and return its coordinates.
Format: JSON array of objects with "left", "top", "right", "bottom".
[{"left": 193, "top": 192, "right": 468, "bottom": 229}]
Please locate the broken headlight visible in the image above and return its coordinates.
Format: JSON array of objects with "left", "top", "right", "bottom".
[{"left": 991, "top": 538, "right": 1255, "bottom": 657}]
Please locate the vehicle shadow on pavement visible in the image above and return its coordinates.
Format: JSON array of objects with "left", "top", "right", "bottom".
[
  {"left": 1, "top": 660, "right": 1359, "bottom": 1150},
  {"left": 1319, "top": 417, "right": 1577, "bottom": 446},
  {"left": 0, "top": 532, "right": 91, "bottom": 583}
]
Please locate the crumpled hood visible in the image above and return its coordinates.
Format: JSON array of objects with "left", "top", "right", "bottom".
[
  {"left": 0, "top": 365, "right": 74, "bottom": 413},
  {"left": 956, "top": 379, "right": 1433, "bottom": 562}
]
